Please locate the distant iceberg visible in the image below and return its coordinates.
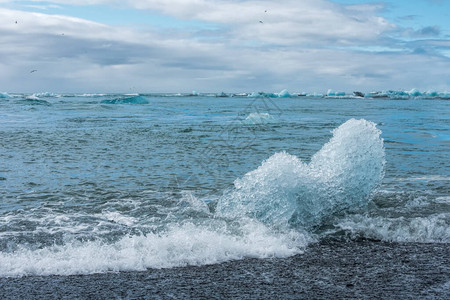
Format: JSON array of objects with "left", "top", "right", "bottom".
[
  {"left": 426, "top": 90, "right": 438, "bottom": 97},
  {"left": 215, "top": 92, "right": 229, "bottom": 97},
  {"left": 408, "top": 88, "right": 422, "bottom": 97},
  {"left": 0, "top": 92, "right": 11, "bottom": 98},
  {"left": 306, "top": 92, "right": 324, "bottom": 98},
  {"left": 277, "top": 89, "right": 291, "bottom": 98},
  {"left": 247, "top": 92, "right": 277, "bottom": 98},
  {"left": 439, "top": 92, "right": 450, "bottom": 99},
  {"left": 326, "top": 89, "right": 345, "bottom": 97}
]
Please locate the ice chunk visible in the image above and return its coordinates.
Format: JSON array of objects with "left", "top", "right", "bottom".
[
  {"left": 327, "top": 90, "right": 345, "bottom": 97},
  {"left": 307, "top": 93, "right": 324, "bottom": 98},
  {"left": 242, "top": 113, "right": 275, "bottom": 125},
  {"left": 426, "top": 90, "right": 438, "bottom": 97},
  {"left": 408, "top": 88, "right": 422, "bottom": 97},
  {"left": 216, "top": 119, "right": 385, "bottom": 230},
  {"left": 0, "top": 92, "right": 11, "bottom": 98},
  {"left": 277, "top": 89, "right": 291, "bottom": 98}
]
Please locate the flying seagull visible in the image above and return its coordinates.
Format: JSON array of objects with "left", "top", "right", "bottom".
[
  {"left": 259, "top": 20, "right": 263, "bottom": 23},
  {"left": 30, "top": 70, "right": 37, "bottom": 73}
]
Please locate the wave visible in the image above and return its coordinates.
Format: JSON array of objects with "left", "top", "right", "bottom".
[
  {"left": 332, "top": 214, "right": 450, "bottom": 243},
  {"left": 216, "top": 119, "right": 385, "bottom": 230},
  {"left": 0, "top": 221, "right": 308, "bottom": 277},
  {"left": 16, "top": 97, "right": 51, "bottom": 106},
  {"left": 100, "top": 95, "right": 150, "bottom": 104}
]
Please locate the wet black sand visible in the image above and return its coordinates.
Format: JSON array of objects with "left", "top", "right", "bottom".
[{"left": 1, "top": 239, "right": 449, "bottom": 299}]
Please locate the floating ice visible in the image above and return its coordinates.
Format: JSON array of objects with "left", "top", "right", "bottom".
[
  {"left": 277, "top": 89, "right": 291, "bottom": 98},
  {"left": 439, "top": 91, "right": 450, "bottom": 99},
  {"left": 248, "top": 92, "right": 262, "bottom": 97},
  {"left": 408, "top": 88, "right": 422, "bottom": 97},
  {"left": 216, "top": 92, "right": 229, "bottom": 97},
  {"left": 426, "top": 90, "right": 438, "bottom": 97},
  {"left": 216, "top": 119, "right": 385, "bottom": 230},
  {"left": 307, "top": 92, "right": 324, "bottom": 98},
  {"left": 242, "top": 112, "right": 275, "bottom": 125},
  {"left": 0, "top": 92, "right": 11, "bottom": 98},
  {"left": 326, "top": 89, "right": 345, "bottom": 97}
]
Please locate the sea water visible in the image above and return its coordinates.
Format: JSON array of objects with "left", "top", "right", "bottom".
[{"left": 0, "top": 93, "right": 449, "bottom": 278}]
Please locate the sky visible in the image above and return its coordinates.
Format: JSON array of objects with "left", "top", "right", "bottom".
[{"left": 0, "top": 0, "right": 449, "bottom": 93}]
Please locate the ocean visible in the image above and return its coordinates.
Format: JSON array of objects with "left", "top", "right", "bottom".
[{"left": 0, "top": 92, "right": 449, "bottom": 299}]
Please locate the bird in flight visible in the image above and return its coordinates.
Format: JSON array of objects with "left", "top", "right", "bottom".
[{"left": 30, "top": 70, "right": 37, "bottom": 73}]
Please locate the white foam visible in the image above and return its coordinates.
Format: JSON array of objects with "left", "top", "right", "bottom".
[
  {"left": 0, "top": 221, "right": 309, "bottom": 277},
  {"left": 34, "top": 92, "right": 59, "bottom": 98},
  {"left": 25, "top": 94, "right": 40, "bottom": 100},
  {"left": 334, "top": 214, "right": 450, "bottom": 243}
]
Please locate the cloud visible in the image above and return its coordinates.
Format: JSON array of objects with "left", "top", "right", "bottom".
[
  {"left": 417, "top": 26, "right": 441, "bottom": 37},
  {"left": 0, "top": 1, "right": 449, "bottom": 93},
  {"left": 400, "top": 25, "right": 441, "bottom": 39},
  {"left": 129, "top": 0, "right": 396, "bottom": 46},
  {"left": 6, "top": 0, "right": 395, "bottom": 45}
]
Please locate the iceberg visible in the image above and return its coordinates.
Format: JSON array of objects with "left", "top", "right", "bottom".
[
  {"left": 326, "top": 89, "right": 345, "bottom": 97},
  {"left": 439, "top": 92, "right": 450, "bottom": 99},
  {"left": 242, "top": 112, "right": 275, "bottom": 125},
  {"left": 277, "top": 89, "right": 291, "bottom": 98},
  {"left": 426, "top": 90, "right": 438, "bottom": 97},
  {"left": 408, "top": 88, "right": 422, "bottom": 97},
  {"left": 307, "top": 92, "right": 324, "bottom": 98},
  {"left": 215, "top": 92, "right": 229, "bottom": 97},
  {"left": 0, "top": 92, "right": 11, "bottom": 98},
  {"left": 216, "top": 119, "right": 385, "bottom": 230}
]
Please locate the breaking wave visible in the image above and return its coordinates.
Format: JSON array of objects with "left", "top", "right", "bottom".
[{"left": 0, "top": 221, "right": 307, "bottom": 277}]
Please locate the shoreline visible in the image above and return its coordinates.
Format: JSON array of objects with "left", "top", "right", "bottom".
[{"left": 1, "top": 239, "right": 448, "bottom": 299}]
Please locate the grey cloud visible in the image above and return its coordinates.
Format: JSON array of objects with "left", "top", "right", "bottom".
[{"left": 417, "top": 26, "right": 440, "bottom": 37}]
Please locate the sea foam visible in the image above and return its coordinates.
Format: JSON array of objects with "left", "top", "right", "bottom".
[{"left": 0, "top": 221, "right": 307, "bottom": 277}]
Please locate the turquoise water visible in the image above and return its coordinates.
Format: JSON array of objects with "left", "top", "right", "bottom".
[{"left": 0, "top": 94, "right": 449, "bottom": 276}]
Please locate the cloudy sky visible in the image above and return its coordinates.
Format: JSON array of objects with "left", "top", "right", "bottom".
[{"left": 1, "top": 0, "right": 449, "bottom": 93}]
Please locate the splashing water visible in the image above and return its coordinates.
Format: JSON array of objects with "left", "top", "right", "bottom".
[{"left": 216, "top": 119, "right": 385, "bottom": 230}]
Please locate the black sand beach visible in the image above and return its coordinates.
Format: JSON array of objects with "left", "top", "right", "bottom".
[{"left": 1, "top": 239, "right": 449, "bottom": 299}]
